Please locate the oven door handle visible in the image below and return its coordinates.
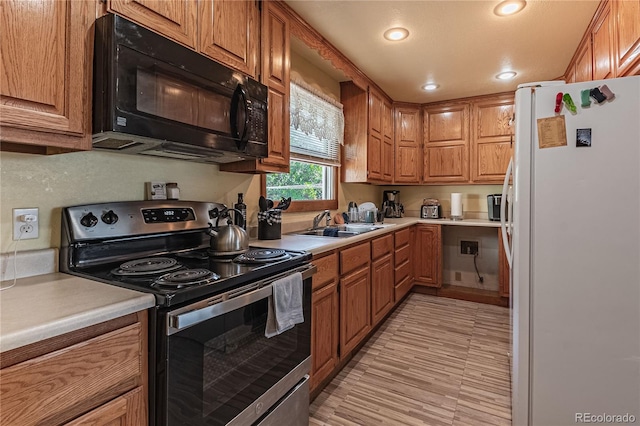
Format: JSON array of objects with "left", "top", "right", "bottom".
[{"left": 167, "top": 264, "right": 316, "bottom": 335}]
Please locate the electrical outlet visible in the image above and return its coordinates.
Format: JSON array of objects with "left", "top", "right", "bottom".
[
  {"left": 460, "top": 240, "right": 479, "bottom": 255},
  {"left": 455, "top": 271, "right": 462, "bottom": 281},
  {"left": 13, "top": 208, "right": 39, "bottom": 240}
]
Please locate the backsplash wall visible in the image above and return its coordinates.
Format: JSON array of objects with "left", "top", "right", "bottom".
[
  {"left": 382, "top": 184, "right": 503, "bottom": 219},
  {"left": 0, "top": 150, "right": 380, "bottom": 254},
  {"left": 0, "top": 150, "right": 258, "bottom": 253}
]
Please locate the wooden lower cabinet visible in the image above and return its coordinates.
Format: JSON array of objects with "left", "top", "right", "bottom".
[
  {"left": 0, "top": 312, "right": 147, "bottom": 426},
  {"left": 413, "top": 224, "right": 442, "bottom": 287},
  {"left": 371, "top": 234, "right": 394, "bottom": 326},
  {"left": 310, "top": 253, "right": 339, "bottom": 392},
  {"left": 339, "top": 241, "right": 371, "bottom": 357},
  {"left": 65, "top": 386, "right": 145, "bottom": 426},
  {"left": 394, "top": 227, "right": 414, "bottom": 301},
  {"left": 340, "top": 265, "right": 371, "bottom": 356}
]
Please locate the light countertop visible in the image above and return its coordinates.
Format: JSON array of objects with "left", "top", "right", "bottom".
[
  {"left": 0, "top": 273, "right": 155, "bottom": 353},
  {"left": 253, "top": 217, "right": 501, "bottom": 256}
]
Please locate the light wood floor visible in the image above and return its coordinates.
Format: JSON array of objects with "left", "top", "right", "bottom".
[{"left": 309, "top": 293, "right": 511, "bottom": 426}]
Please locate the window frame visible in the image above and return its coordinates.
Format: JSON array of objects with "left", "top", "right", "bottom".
[{"left": 260, "top": 168, "right": 338, "bottom": 213}]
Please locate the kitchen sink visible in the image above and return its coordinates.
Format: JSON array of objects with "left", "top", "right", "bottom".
[{"left": 292, "top": 224, "right": 384, "bottom": 238}]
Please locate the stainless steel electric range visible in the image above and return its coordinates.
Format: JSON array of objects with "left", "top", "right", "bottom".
[{"left": 60, "top": 200, "right": 315, "bottom": 426}]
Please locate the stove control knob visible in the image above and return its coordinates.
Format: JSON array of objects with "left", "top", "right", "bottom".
[
  {"left": 80, "top": 212, "right": 98, "bottom": 228},
  {"left": 101, "top": 210, "right": 119, "bottom": 225}
]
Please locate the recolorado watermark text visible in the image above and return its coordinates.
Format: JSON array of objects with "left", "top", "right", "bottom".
[{"left": 575, "top": 413, "right": 636, "bottom": 423}]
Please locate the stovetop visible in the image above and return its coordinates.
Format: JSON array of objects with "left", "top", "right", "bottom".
[
  {"left": 68, "top": 248, "right": 310, "bottom": 307},
  {"left": 60, "top": 200, "right": 311, "bottom": 308}
]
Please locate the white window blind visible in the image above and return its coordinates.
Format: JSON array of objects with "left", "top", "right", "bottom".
[{"left": 290, "top": 81, "right": 343, "bottom": 166}]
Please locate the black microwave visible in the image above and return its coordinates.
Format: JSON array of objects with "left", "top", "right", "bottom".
[{"left": 92, "top": 14, "right": 268, "bottom": 164}]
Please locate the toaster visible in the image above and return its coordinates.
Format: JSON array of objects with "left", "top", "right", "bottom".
[{"left": 421, "top": 204, "right": 441, "bottom": 219}]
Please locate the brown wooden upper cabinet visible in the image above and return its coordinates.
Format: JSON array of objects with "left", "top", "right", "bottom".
[
  {"left": 592, "top": 1, "right": 615, "bottom": 80},
  {"left": 199, "top": 0, "right": 260, "bottom": 79},
  {"left": 613, "top": 0, "right": 640, "bottom": 76},
  {"left": 382, "top": 100, "right": 394, "bottom": 181},
  {"left": 109, "top": 0, "right": 259, "bottom": 79},
  {"left": 0, "top": 0, "right": 94, "bottom": 152},
  {"left": 220, "top": 0, "right": 291, "bottom": 174},
  {"left": 108, "top": 0, "right": 197, "bottom": 48},
  {"left": 393, "top": 105, "right": 422, "bottom": 184},
  {"left": 565, "top": 0, "right": 640, "bottom": 82},
  {"left": 470, "top": 94, "right": 515, "bottom": 184},
  {"left": 341, "top": 82, "right": 393, "bottom": 184},
  {"left": 422, "top": 102, "right": 470, "bottom": 184}
]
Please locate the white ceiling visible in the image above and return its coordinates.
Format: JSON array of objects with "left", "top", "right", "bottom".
[{"left": 285, "top": 0, "right": 600, "bottom": 103}]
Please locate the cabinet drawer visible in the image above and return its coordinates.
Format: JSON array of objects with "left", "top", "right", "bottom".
[
  {"left": 395, "top": 275, "right": 413, "bottom": 301},
  {"left": 0, "top": 323, "right": 143, "bottom": 426},
  {"left": 340, "top": 242, "right": 371, "bottom": 276},
  {"left": 371, "top": 234, "right": 393, "bottom": 261},
  {"left": 395, "top": 227, "right": 411, "bottom": 248},
  {"left": 395, "top": 259, "right": 411, "bottom": 284},
  {"left": 395, "top": 244, "right": 410, "bottom": 267},
  {"left": 312, "top": 253, "right": 339, "bottom": 291},
  {"left": 65, "top": 386, "right": 145, "bottom": 425}
]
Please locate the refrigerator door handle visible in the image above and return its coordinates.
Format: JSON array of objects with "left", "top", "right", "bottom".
[{"left": 501, "top": 157, "right": 514, "bottom": 268}]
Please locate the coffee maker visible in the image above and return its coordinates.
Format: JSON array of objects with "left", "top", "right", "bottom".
[{"left": 382, "top": 190, "right": 404, "bottom": 218}]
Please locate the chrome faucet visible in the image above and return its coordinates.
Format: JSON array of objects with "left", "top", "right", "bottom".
[{"left": 312, "top": 210, "right": 331, "bottom": 229}]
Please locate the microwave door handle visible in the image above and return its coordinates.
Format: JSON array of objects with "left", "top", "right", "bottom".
[{"left": 231, "top": 84, "right": 251, "bottom": 150}]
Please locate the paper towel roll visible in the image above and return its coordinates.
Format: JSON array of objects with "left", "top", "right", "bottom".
[{"left": 451, "top": 193, "right": 463, "bottom": 219}]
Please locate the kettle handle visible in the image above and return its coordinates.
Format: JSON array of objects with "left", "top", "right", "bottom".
[
  {"left": 210, "top": 207, "right": 245, "bottom": 228},
  {"left": 218, "top": 208, "right": 244, "bottom": 228}
]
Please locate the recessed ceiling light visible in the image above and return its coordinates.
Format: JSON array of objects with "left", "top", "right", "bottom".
[
  {"left": 494, "top": 0, "right": 526, "bottom": 16},
  {"left": 422, "top": 83, "right": 439, "bottom": 91},
  {"left": 384, "top": 27, "right": 409, "bottom": 41},
  {"left": 496, "top": 71, "right": 517, "bottom": 80}
]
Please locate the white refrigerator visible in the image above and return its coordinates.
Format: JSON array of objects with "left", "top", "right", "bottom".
[{"left": 502, "top": 76, "right": 640, "bottom": 426}]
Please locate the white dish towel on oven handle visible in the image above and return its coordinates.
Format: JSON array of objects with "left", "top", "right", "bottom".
[{"left": 265, "top": 272, "right": 304, "bottom": 338}]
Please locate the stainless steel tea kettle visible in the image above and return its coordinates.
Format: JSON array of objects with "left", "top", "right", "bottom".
[{"left": 208, "top": 208, "right": 249, "bottom": 254}]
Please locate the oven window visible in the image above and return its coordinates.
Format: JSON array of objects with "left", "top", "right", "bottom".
[
  {"left": 136, "top": 68, "right": 231, "bottom": 134},
  {"left": 165, "top": 286, "right": 310, "bottom": 425}
]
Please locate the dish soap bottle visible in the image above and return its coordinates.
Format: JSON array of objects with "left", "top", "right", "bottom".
[{"left": 234, "top": 193, "right": 247, "bottom": 229}]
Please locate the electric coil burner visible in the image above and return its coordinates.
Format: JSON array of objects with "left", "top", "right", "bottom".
[
  {"left": 153, "top": 269, "right": 220, "bottom": 288},
  {"left": 234, "top": 248, "right": 290, "bottom": 264},
  {"left": 112, "top": 257, "right": 182, "bottom": 276},
  {"left": 60, "top": 200, "right": 315, "bottom": 426}
]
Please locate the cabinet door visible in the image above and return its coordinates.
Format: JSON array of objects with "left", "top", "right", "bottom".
[
  {"left": 614, "top": 0, "right": 640, "bottom": 76},
  {"left": 367, "top": 87, "right": 384, "bottom": 181},
  {"left": 0, "top": 0, "right": 93, "bottom": 150},
  {"left": 64, "top": 386, "right": 146, "bottom": 426},
  {"left": 109, "top": 0, "right": 197, "bottom": 48},
  {"left": 592, "top": 3, "right": 614, "bottom": 80},
  {"left": 471, "top": 95, "right": 514, "bottom": 183},
  {"left": 574, "top": 41, "right": 593, "bottom": 82},
  {"left": 199, "top": 0, "right": 259, "bottom": 78},
  {"left": 371, "top": 253, "right": 394, "bottom": 326},
  {"left": 394, "top": 106, "right": 421, "bottom": 183},
  {"left": 340, "top": 266, "right": 371, "bottom": 356},
  {"left": 423, "top": 104, "right": 470, "bottom": 183},
  {"left": 413, "top": 225, "right": 442, "bottom": 287},
  {"left": 310, "top": 280, "right": 339, "bottom": 392},
  {"left": 0, "top": 322, "right": 144, "bottom": 425},
  {"left": 382, "top": 100, "right": 394, "bottom": 182},
  {"left": 498, "top": 228, "right": 511, "bottom": 298}
]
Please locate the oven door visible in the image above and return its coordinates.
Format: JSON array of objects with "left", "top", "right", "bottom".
[{"left": 158, "top": 265, "right": 314, "bottom": 426}]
